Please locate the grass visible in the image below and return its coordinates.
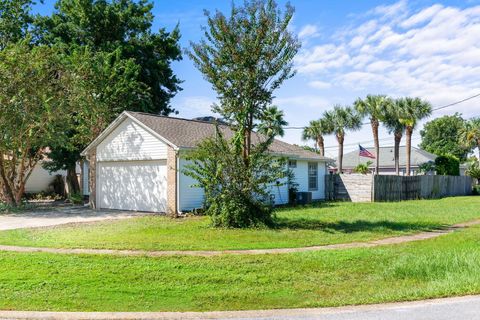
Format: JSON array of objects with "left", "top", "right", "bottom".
[
  {"left": 0, "top": 196, "right": 479, "bottom": 251},
  {"left": 0, "top": 223, "right": 479, "bottom": 312}
]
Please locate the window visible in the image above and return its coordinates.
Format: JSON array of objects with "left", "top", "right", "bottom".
[
  {"left": 308, "top": 162, "right": 318, "bottom": 190},
  {"left": 288, "top": 160, "right": 297, "bottom": 168}
]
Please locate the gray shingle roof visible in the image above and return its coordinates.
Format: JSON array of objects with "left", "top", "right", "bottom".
[
  {"left": 127, "top": 112, "right": 328, "bottom": 160},
  {"left": 340, "top": 146, "right": 437, "bottom": 169}
]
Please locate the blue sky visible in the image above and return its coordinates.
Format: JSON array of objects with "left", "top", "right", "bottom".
[{"left": 33, "top": 0, "right": 480, "bottom": 158}]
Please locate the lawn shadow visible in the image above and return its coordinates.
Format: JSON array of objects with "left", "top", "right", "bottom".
[{"left": 273, "top": 218, "right": 446, "bottom": 234}]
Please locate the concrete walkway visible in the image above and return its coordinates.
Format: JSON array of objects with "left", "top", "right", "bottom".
[
  {"left": 0, "top": 219, "right": 478, "bottom": 257},
  {"left": 1, "top": 295, "right": 479, "bottom": 319},
  {"left": 0, "top": 204, "right": 147, "bottom": 231}
]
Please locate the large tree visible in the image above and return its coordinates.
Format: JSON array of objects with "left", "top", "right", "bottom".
[
  {"left": 323, "top": 105, "right": 362, "bottom": 174},
  {"left": 43, "top": 48, "right": 149, "bottom": 193},
  {"left": 398, "top": 97, "right": 432, "bottom": 176},
  {"left": 420, "top": 113, "right": 469, "bottom": 161},
  {"left": 185, "top": 0, "right": 299, "bottom": 227},
  {"left": 302, "top": 118, "right": 332, "bottom": 157},
  {"left": 0, "top": 42, "right": 71, "bottom": 205},
  {"left": 0, "top": 0, "right": 33, "bottom": 48},
  {"left": 354, "top": 95, "right": 391, "bottom": 175},
  {"left": 34, "top": 0, "right": 182, "bottom": 114},
  {"left": 384, "top": 99, "right": 406, "bottom": 175},
  {"left": 188, "top": 0, "right": 300, "bottom": 163}
]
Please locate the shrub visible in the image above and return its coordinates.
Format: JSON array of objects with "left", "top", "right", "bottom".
[
  {"left": 68, "top": 193, "right": 84, "bottom": 205},
  {"left": 353, "top": 161, "right": 373, "bottom": 174},
  {"left": 183, "top": 129, "right": 290, "bottom": 228},
  {"left": 435, "top": 155, "right": 460, "bottom": 176},
  {"left": 466, "top": 162, "right": 480, "bottom": 185}
]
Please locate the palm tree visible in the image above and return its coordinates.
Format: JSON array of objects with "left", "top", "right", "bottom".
[
  {"left": 302, "top": 118, "right": 333, "bottom": 157},
  {"left": 398, "top": 97, "right": 432, "bottom": 176},
  {"left": 383, "top": 99, "right": 406, "bottom": 175},
  {"left": 460, "top": 117, "right": 480, "bottom": 166},
  {"left": 258, "top": 105, "right": 288, "bottom": 138},
  {"left": 323, "top": 105, "right": 362, "bottom": 173},
  {"left": 354, "top": 95, "right": 391, "bottom": 175}
]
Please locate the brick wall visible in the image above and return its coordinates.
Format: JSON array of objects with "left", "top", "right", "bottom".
[{"left": 166, "top": 146, "right": 178, "bottom": 216}]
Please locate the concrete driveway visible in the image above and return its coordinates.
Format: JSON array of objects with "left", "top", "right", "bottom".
[{"left": 0, "top": 203, "right": 147, "bottom": 231}]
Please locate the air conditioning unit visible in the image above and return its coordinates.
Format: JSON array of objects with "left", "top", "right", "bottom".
[{"left": 296, "top": 192, "right": 312, "bottom": 205}]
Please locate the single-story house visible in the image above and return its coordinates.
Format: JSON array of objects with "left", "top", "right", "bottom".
[
  {"left": 81, "top": 111, "right": 330, "bottom": 214},
  {"left": 337, "top": 146, "right": 438, "bottom": 175},
  {"left": 25, "top": 163, "right": 66, "bottom": 194}
]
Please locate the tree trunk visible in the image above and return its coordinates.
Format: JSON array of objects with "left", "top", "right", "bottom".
[
  {"left": 394, "top": 132, "right": 402, "bottom": 175},
  {"left": 406, "top": 126, "right": 413, "bottom": 176},
  {"left": 337, "top": 134, "right": 344, "bottom": 174},
  {"left": 316, "top": 135, "right": 325, "bottom": 157},
  {"left": 66, "top": 166, "right": 80, "bottom": 195},
  {"left": 371, "top": 119, "right": 380, "bottom": 175}
]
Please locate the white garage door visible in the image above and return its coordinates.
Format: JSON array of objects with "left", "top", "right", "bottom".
[{"left": 97, "top": 160, "right": 167, "bottom": 212}]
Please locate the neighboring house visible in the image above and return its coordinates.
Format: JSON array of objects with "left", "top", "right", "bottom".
[
  {"left": 81, "top": 111, "right": 330, "bottom": 214},
  {"left": 337, "top": 146, "right": 438, "bottom": 175},
  {"left": 25, "top": 162, "right": 66, "bottom": 194}
]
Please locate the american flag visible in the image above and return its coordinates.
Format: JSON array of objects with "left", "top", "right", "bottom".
[{"left": 359, "top": 145, "right": 376, "bottom": 159}]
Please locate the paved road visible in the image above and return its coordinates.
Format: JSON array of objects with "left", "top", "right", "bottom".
[
  {"left": 0, "top": 296, "right": 479, "bottom": 320},
  {"left": 0, "top": 203, "right": 145, "bottom": 230}
]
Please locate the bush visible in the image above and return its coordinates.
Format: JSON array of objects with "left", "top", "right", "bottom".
[
  {"left": 68, "top": 193, "right": 84, "bottom": 205},
  {"left": 353, "top": 161, "right": 373, "bottom": 174},
  {"left": 183, "top": 129, "right": 289, "bottom": 228},
  {"left": 435, "top": 155, "right": 460, "bottom": 176}
]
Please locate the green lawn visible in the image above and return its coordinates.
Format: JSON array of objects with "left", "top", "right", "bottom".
[
  {"left": 0, "top": 223, "right": 480, "bottom": 312},
  {"left": 0, "top": 196, "right": 479, "bottom": 251}
]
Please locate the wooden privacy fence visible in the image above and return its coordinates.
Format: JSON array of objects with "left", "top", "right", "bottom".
[
  {"left": 325, "top": 174, "right": 473, "bottom": 202},
  {"left": 373, "top": 175, "right": 473, "bottom": 201}
]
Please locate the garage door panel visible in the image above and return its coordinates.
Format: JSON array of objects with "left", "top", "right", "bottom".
[{"left": 98, "top": 161, "right": 167, "bottom": 212}]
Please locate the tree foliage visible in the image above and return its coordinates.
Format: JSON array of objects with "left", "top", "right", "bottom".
[
  {"left": 0, "top": 0, "right": 33, "bottom": 48},
  {"left": 397, "top": 97, "right": 432, "bottom": 176},
  {"left": 188, "top": 0, "right": 300, "bottom": 161},
  {"left": 34, "top": 0, "right": 182, "bottom": 114},
  {"left": 435, "top": 155, "right": 460, "bottom": 176},
  {"left": 383, "top": 99, "right": 407, "bottom": 175},
  {"left": 460, "top": 117, "right": 480, "bottom": 166},
  {"left": 0, "top": 42, "right": 71, "bottom": 205},
  {"left": 185, "top": 0, "right": 299, "bottom": 227},
  {"left": 353, "top": 161, "right": 373, "bottom": 175},
  {"left": 323, "top": 105, "right": 362, "bottom": 173},
  {"left": 302, "top": 118, "right": 332, "bottom": 157},
  {"left": 420, "top": 113, "right": 469, "bottom": 161},
  {"left": 354, "top": 95, "right": 391, "bottom": 175},
  {"left": 43, "top": 48, "right": 148, "bottom": 192},
  {"left": 184, "top": 129, "right": 288, "bottom": 228}
]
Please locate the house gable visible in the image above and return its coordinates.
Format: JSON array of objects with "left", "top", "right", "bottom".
[{"left": 97, "top": 117, "right": 168, "bottom": 161}]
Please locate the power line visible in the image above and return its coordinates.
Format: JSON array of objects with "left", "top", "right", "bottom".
[{"left": 283, "top": 92, "right": 480, "bottom": 130}]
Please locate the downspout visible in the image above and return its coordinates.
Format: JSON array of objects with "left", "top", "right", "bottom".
[{"left": 176, "top": 150, "right": 182, "bottom": 216}]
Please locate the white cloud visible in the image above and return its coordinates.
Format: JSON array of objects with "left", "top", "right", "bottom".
[
  {"left": 298, "top": 24, "right": 319, "bottom": 39},
  {"left": 308, "top": 80, "right": 332, "bottom": 89},
  {"left": 295, "top": 1, "right": 480, "bottom": 118},
  {"left": 175, "top": 96, "right": 216, "bottom": 118}
]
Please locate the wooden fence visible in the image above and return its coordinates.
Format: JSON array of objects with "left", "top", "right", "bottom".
[
  {"left": 373, "top": 175, "right": 473, "bottom": 201},
  {"left": 325, "top": 174, "right": 472, "bottom": 202}
]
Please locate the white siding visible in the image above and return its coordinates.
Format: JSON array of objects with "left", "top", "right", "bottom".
[
  {"left": 178, "top": 157, "right": 291, "bottom": 211},
  {"left": 97, "top": 160, "right": 167, "bottom": 212},
  {"left": 178, "top": 157, "right": 205, "bottom": 211},
  {"left": 291, "top": 160, "right": 326, "bottom": 200},
  {"left": 25, "top": 163, "right": 66, "bottom": 193},
  {"left": 97, "top": 118, "right": 168, "bottom": 161}
]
